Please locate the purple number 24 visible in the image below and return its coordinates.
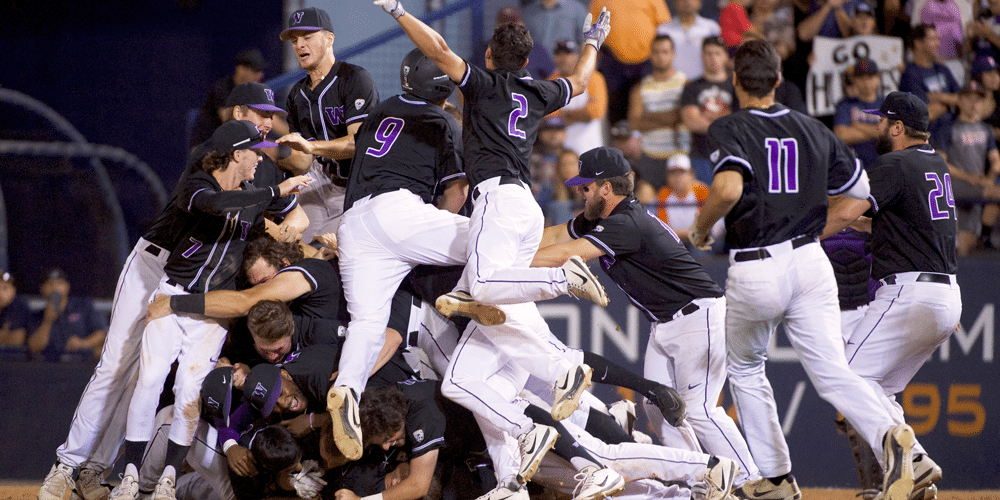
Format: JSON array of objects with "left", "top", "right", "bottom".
[
  {"left": 365, "top": 117, "right": 405, "bottom": 158},
  {"left": 925, "top": 172, "right": 956, "bottom": 220}
]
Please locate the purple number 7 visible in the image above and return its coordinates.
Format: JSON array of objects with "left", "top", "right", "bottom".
[
  {"left": 508, "top": 93, "right": 528, "bottom": 139},
  {"left": 365, "top": 117, "right": 405, "bottom": 158}
]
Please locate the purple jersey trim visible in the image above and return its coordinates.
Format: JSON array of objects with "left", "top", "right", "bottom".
[{"left": 828, "top": 158, "right": 864, "bottom": 196}]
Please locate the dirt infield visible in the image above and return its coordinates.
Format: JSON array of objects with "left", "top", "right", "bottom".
[{"left": 2, "top": 484, "right": 998, "bottom": 500}]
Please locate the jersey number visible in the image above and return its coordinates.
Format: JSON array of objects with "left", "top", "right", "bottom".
[
  {"left": 764, "top": 138, "right": 799, "bottom": 193},
  {"left": 365, "top": 118, "right": 405, "bottom": 158},
  {"left": 926, "top": 172, "right": 957, "bottom": 221},
  {"left": 508, "top": 93, "right": 528, "bottom": 139}
]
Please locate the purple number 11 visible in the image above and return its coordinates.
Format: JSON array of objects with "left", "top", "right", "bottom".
[
  {"left": 366, "top": 117, "right": 404, "bottom": 158},
  {"left": 765, "top": 138, "right": 799, "bottom": 193}
]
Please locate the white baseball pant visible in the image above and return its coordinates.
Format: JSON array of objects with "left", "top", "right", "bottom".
[
  {"left": 138, "top": 406, "right": 234, "bottom": 500},
  {"left": 846, "top": 273, "right": 962, "bottom": 457},
  {"left": 724, "top": 239, "right": 899, "bottom": 477},
  {"left": 298, "top": 160, "right": 346, "bottom": 242},
  {"left": 335, "top": 189, "right": 468, "bottom": 395},
  {"left": 840, "top": 306, "right": 868, "bottom": 344},
  {"left": 642, "top": 296, "right": 760, "bottom": 485},
  {"left": 126, "top": 278, "right": 228, "bottom": 451},
  {"left": 56, "top": 238, "right": 169, "bottom": 471}
]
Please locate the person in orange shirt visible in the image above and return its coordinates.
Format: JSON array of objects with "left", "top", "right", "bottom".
[
  {"left": 549, "top": 40, "right": 609, "bottom": 155},
  {"left": 655, "top": 154, "right": 717, "bottom": 252},
  {"left": 590, "top": 0, "right": 671, "bottom": 123}
]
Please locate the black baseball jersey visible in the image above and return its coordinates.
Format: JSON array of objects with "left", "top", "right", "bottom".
[
  {"left": 395, "top": 380, "right": 447, "bottom": 460},
  {"left": 278, "top": 257, "right": 350, "bottom": 325},
  {"left": 221, "top": 315, "right": 342, "bottom": 368},
  {"left": 345, "top": 95, "right": 465, "bottom": 209},
  {"left": 165, "top": 171, "right": 296, "bottom": 292},
  {"left": 708, "top": 105, "right": 863, "bottom": 249},
  {"left": 867, "top": 143, "right": 958, "bottom": 279},
  {"left": 569, "top": 197, "right": 723, "bottom": 322},
  {"left": 457, "top": 62, "right": 572, "bottom": 187},
  {"left": 143, "top": 142, "right": 293, "bottom": 249},
  {"left": 286, "top": 60, "right": 379, "bottom": 179}
]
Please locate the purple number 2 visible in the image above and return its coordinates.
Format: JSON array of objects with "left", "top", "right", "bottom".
[
  {"left": 508, "top": 93, "right": 528, "bottom": 139},
  {"left": 764, "top": 137, "right": 799, "bottom": 193},
  {"left": 365, "top": 117, "right": 404, "bottom": 158},
  {"left": 925, "top": 172, "right": 956, "bottom": 220}
]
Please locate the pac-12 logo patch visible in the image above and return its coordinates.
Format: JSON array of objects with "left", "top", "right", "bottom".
[
  {"left": 710, "top": 149, "right": 720, "bottom": 162},
  {"left": 593, "top": 225, "right": 604, "bottom": 232},
  {"left": 355, "top": 99, "right": 366, "bottom": 110},
  {"left": 413, "top": 429, "right": 424, "bottom": 443}
]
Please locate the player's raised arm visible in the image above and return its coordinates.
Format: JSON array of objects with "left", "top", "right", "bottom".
[
  {"left": 374, "top": 0, "right": 466, "bottom": 83},
  {"left": 564, "top": 8, "right": 610, "bottom": 99}
]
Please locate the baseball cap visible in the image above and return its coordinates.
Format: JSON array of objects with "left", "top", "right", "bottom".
[
  {"left": 565, "top": 147, "right": 631, "bottom": 186},
  {"left": 210, "top": 120, "right": 278, "bottom": 154},
  {"left": 851, "top": 58, "right": 879, "bottom": 76},
  {"left": 225, "top": 82, "right": 286, "bottom": 115},
  {"left": 540, "top": 114, "right": 566, "bottom": 130},
  {"left": 667, "top": 154, "right": 692, "bottom": 171},
  {"left": 280, "top": 7, "right": 334, "bottom": 41},
  {"left": 554, "top": 40, "right": 578, "bottom": 55},
  {"left": 972, "top": 55, "right": 999, "bottom": 76},
  {"left": 235, "top": 49, "right": 266, "bottom": 73},
  {"left": 45, "top": 268, "right": 67, "bottom": 283},
  {"left": 244, "top": 364, "right": 282, "bottom": 415},
  {"left": 865, "top": 91, "right": 929, "bottom": 132},
  {"left": 854, "top": 2, "right": 874, "bottom": 16},
  {"left": 960, "top": 81, "right": 987, "bottom": 96},
  {"left": 200, "top": 366, "right": 234, "bottom": 427}
]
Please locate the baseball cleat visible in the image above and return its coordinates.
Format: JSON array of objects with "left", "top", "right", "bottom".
[
  {"left": 734, "top": 475, "right": 801, "bottom": 500},
  {"left": 327, "top": 386, "right": 363, "bottom": 461},
  {"left": 608, "top": 399, "right": 637, "bottom": 434},
  {"left": 573, "top": 465, "right": 626, "bottom": 500},
  {"left": 39, "top": 462, "right": 75, "bottom": 500},
  {"left": 551, "top": 363, "right": 593, "bottom": 421},
  {"left": 108, "top": 464, "right": 139, "bottom": 500},
  {"left": 911, "top": 454, "right": 941, "bottom": 492},
  {"left": 151, "top": 466, "right": 175, "bottom": 500},
  {"left": 474, "top": 481, "right": 528, "bottom": 500},
  {"left": 75, "top": 467, "right": 110, "bottom": 500},
  {"left": 701, "top": 456, "right": 740, "bottom": 500},
  {"left": 876, "top": 424, "right": 915, "bottom": 500},
  {"left": 516, "top": 423, "right": 559, "bottom": 484},
  {"left": 909, "top": 485, "right": 938, "bottom": 500},
  {"left": 562, "top": 256, "right": 608, "bottom": 306},
  {"left": 648, "top": 383, "right": 687, "bottom": 427},
  {"left": 435, "top": 291, "right": 506, "bottom": 326}
]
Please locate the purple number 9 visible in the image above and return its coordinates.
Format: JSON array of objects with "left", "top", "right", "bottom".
[
  {"left": 366, "top": 117, "right": 405, "bottom": 158},
  {"left": 508, "top": 93, "right": 528, "bottom": 139}
]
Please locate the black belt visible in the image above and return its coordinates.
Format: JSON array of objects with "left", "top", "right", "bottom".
[
  {"left": 733, "top": 236, "right": 815, "bottom": 262},
  {"left": 670, "top": 302, "right": 700, "bottom": 321},
  {"left": 472, "top": 175, "right": 524, "bottom": 201},
  {"left": 145, "top": 244, "right": 162, "bottom": 257},
  {"left": 881, "top": 273, "right": 951, "bottom": 285},
  {"left": 166, "top": 278, "right": 189, "bottom": 292}
]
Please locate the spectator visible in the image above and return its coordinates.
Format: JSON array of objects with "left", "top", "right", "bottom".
[
  {"left": 967, "top": 0, "right": 1000, "bottom": 58},
  {"left": 899, "top": 24, "right": 960, "bottom": 123},
  {"left": 189, "top": 49, "right": 266, "bottom": 149},
  {"left": 657, "top": 0, "right": 721, "bottom": 79},
  {"left": 608, "top": 120, "right": 660, "bottom": 196},
  {"left": 0, "top": 269, "right": 30, "bottom": 348},
  {"left": 530, "top": 115, "right": 569, "bottom": 217},
  {"left": 719, "top": 0, "right": 756, "bottom": 52},
  {"left": 971, "top": 55, "right": 1000, "bottom": 139},
  {"left": 549, "top": 40, "right": 609, "bottom": 155},
  {"left": 834, "top": 58, "right": 884, "bottom": 169},
  {"left": 27, "top": 268, "right": 108, "bottom": 362},
  {"left": 933, "top": 83, "right": 1000, "bottom": 255},
  {"left": 680, "top": 36, "right": 737, "bottom": 183},
  {"left": 751, "top": 0, "right": 797, "bottom": 62},
  {"left": 847, "top": 1, "right": 879, "bottom": 35},
  {"left": 798, "top": 0, "right": 861, "bottom": 42},
  {"left": 522, "top": 0, "right": 588, "bottom": 59},
  {"left": 590, "top": 0, "right": 672, "bottom": 123},
  {"left": 628, "top": 34, "right": 690, "bottom": 189},
  {"left": 653, "top": 154, "right": 721, "bottom": 253},
  {"left": 919, "top": 0, "right": 964, "bottom": 61}
]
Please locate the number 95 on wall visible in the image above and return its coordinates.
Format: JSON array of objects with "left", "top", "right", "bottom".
[{"left": 903, "top": 383, "right": 985, "bottom": 437}]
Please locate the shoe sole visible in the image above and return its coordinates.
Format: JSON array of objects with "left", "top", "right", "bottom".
[
  {"left": 908, "top": 485, "right": 937, "bottom": 500},
  {"left": 435, "top": 294, "right": 506, "bottom": 326},
  {"left": 577, "top": 474, "right": 627, "bottom": 500},
  {"left": 551, "top": 365, "right": 593, "bottom": 421},
  {"left": 565, "top": 257, "right": 608, "bottom": 307},
  {"left": 327, "top": 387, "right": 363, "bottom": 461},
  {"left": 78, "top": 486, "right": 110, "bottom": 500},
  {"left": 882, "top": 425, "right": 915, "bottom": 500},
  {"left": 517, "top": 427, "right": 559, "bottom": 484}
]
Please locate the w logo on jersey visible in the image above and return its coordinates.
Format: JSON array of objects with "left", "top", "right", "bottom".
[{"left": 324, "top": 106, "right": 344, "bottom": 126}]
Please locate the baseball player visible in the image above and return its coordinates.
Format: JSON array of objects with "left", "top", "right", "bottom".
[
  {"left": 370, "top": 2, "right": 611, "bottom": 484},
  {"left": 111, "top": 121, "right": 310, "bottom": 500},
  {"left": 532, "top": 146, "right": 761, "bottom": 489},
  {"left": 275, "top": 6, "right": 379, "bottom": 241},
  {"left": 687, "top": 40, "right": 915, "bottom": 500},
  {"left": 823, "top": 91, "right": 960, "bottom": 500},
  {"left": 38, "top": 84, "right": 308, "bottom": 500}
]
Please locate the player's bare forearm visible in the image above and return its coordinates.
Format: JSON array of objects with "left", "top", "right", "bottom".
[
  {"left": 275, "top": 205, "right": 310, "bottom": 243},
  {"left": 539, "top": 222, "right": 572, "bottom": 249},
  {"left": 821, "top": 195, "right": 871, "bottom": 238},
  {"left": 437, "top": 178, "right": 469, "bottom": 214},
  {"left": 533, "top": 237, "right": 603, "bottom": 267},
  {"left": 278, "top": 148, "right": 314, "bottom": 175},
  {"left": 682, "top": 106, "right": 713, "bottom": 134},
  {"left": 696, "top": 170, "right": 743, "bottom": 236},
  {"left": 391, "top": 5, "right": 467, "bottom": 82},
  {"left": 566, "top": 44, "right": 598, "bottom": 98},
  {"left": 382, "top": 450, "right": 438, "bottom": 500},
  {"left": 372, "top": 328, "right": 404, "bottom": 375}
]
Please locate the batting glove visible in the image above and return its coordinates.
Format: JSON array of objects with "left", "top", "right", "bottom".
[
  {"left": 374, "top": 0, "right": 406, "bottom": 19},
  {"left": 583, "top": 7, "right": 611, "bottom": 51},
  {"left": 292, "top": 460, "right": 327, "bottom": 499}
]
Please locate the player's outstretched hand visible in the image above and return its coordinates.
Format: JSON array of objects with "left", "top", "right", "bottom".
[
  {"left": 292, "top": 460, "right": 327, "bottom": 499},
  {"left": 312, "top": 232, "right": 339, "bottom": 258},
  {"left": 276, "top": 133, "right": 315, "bottom": 155},
  {"left": 687, "top": 218, "right": 714, "bottom": 250},
  {"left": 279, "top": 175, "right": 313, "bottom": 197},
  {"left": 583, "top": 7, "right": 611, "bottom": 51},
  {"left": 225, "top": 445, "right": 258, "bottom": 477},
  {"left": 374, "top": 0, "right": 406, "bottom": 19},
  {"left": 145, "top": 294, "right": 172, "bottom": 325},
  {"left": 282, "top": 413, "right": 314, "bottom": 438},
  {"left": 232, "top": 362, "right": 250, "bottom": 389}
]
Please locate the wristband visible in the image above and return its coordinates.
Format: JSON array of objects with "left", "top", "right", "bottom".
[
  {"left": 170, "top": 293, "right": 206, "bottom": 315},
  {"left": 222, "top": 439, "right": 238, "bottom": 453}
]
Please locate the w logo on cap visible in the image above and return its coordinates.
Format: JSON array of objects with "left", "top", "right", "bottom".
[
  {"left": 251, "top": 382, "right": 268, "bottom": 400},
  {"left": 293, "top": 12, "right": 304, "bottom": 23},
  {"left": 264, "top": 89, "right": 274, "bottom": 103}
]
